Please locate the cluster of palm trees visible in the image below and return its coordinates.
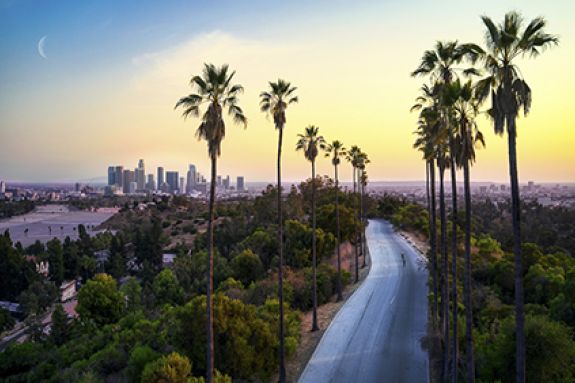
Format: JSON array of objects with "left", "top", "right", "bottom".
[
  {"left": 411, "top": 11, "right": 558, "bottom": 383},
  {"left": 176, "top": 68, "right": 369, "bottom": 382}
]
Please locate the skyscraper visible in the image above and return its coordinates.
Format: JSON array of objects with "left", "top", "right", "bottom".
[
  {"left": 107, "top": 166, "right": 116, "bottom": 186},
  {"left": 217, "top": 175, "right": 222, "bottom": 187},
  {"left": 179, "top": 177, "right": 185, "bottom": 194},
  {"left": 115, "top": 166, "right": 123, "bottom": 188},
  {"left": 223, "top": 175, "right": 230, "bottom": 190},
  {"left": 146, "top": 174, "right": 156, "bottom": 191},
  {"left": 123, "top": 170, "right": 135, "bottom": 194},
  {"left": 237, "top": 176, "right": 245, "bottom": 192},
  {"left": 135, "top": 159, "right": 145, "bottom": 191},
  {"left": 186, "top": 164, "right": 197, "bottom": 193},
  {"left": 0, "top": 180, "right": 6, "bottom": 193},
  {"left": 166, "top": 171, "right": 179, "bottom": 193},
  {"left": 157, "top": 167, "right": 164, "bottom": 191}
]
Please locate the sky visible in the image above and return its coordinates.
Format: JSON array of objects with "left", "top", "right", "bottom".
[{"left": 0, "top": 0, "right": 574, "bottom": 183}]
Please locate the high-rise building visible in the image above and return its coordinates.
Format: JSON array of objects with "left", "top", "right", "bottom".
[
  {"left": 237, "top": 176, "right": 245, "bottom": 192},
  {"left": 129, "top": 181, "right": 137, "bottom": 194},
  {"left": 179, "top": 177, "right": 185, "bottom": 194},
  {"left": 166, "top": 171, "right": 179, "bottom": 193},
  {"left": 75, "top": 182, "right": 81, "bottom": 192},
  {"left": 115, "top": 166, "right": 123, "bottom": 188},
  {"left": 123, "top": 170, "right": 135, "bottom": 194},
  {"left": 157, "top": 167, "right": 164, "bottom": 191},
  {"left": 107, "top": 166, "right": 116, "bottom": 186},
  {"left": 223, "top": 175, "right": 230, "bottom": 189},
  {"left": 146, "top": 174, "right": 156, "bottom": 191},
  {"left": 217, "top": 175, "right": 222, "bottom": 187},
  {"left": 186, "top": 165, "right": 197, "bottom": 193},
  {"left": 0, "top": 180, "right": 6, "bottom": 193},
  {"left": 135, "top": 159, "right": 145, "bottom": 191}
]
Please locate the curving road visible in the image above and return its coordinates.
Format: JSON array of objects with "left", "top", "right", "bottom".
[{"left": 299, "top": 219, "right": 429, "bottom": 383}]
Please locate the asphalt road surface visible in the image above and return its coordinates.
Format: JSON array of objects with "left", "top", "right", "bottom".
[{"left": 299, "top": 219, "right": 429, "bottom": 383}]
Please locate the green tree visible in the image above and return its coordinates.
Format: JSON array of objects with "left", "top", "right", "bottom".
[
  {"left": 474, "top": 12, "right": 558, "bottom": 381},
  {"left": 121, "top": 277, "right": 143, "bottom": 312},
  {"left": 260, "top": 78, "right": 298, "bottom": 383},
  {"left": 176, "top": 63, "right": 247, "bottom": 383},
  {"left": 141, "top": 352, "right": 192, "bottom": 383},
  {"left": 47, "top": 238, "right": 65, "bottom": 286},
  {"left": 50, "top": 303, "right": 69, "bottom": 346},
  {"left": 296, "top": 125, "right": 326, "bottom": 332},
  {"left": 230, "top": 249, "right": 265, "bottom": 287},
  {"left": 153, "top": 269, "right": 184, "bottom": 306},
  {"left": 77, "top": 273, "right": 124, "bottom": 326}
]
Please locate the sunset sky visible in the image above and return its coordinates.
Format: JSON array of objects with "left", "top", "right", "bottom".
[{"left": 0, "top": 0, "right": 573, "bottom": 183}]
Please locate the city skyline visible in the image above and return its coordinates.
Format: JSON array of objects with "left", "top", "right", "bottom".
[{"left": 1, "top": 1, "right": 574, "bottom": 183}]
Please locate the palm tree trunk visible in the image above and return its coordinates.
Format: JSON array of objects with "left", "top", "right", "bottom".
[
  {"left": 206, "top": 154, "right": 217, "bottom": 383},
  {"left": 277, "top": 127, "right": 286, "bottom": 383},
  {"left": 463, "top": 160, "right": 475, "bottom": 383},
  {"left": 335, "top": 163, "right": 343, "bottom": 301},
  {"left": 430, "top": 159, "right": 439, "bottom": 328},
  {"left": 507, "top": 116, "right": 525, "bottom": 383},
  {"left": 439, "top": 160, "right": 450, "bottom": 383},
  {"left": 449, "top": 140, "right": 458, "bottom": 383},
  {"left": 311, "top": 160, "right": 319, "bottom": 332},
  {"left": 353, "top": 167, "right": 358, "bottom": 282},
  {"left": 360, "top": 172, "right": 366, "bottom": 268}
]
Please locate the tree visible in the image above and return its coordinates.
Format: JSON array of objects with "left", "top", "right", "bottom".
[
  {"left": 346, "top": 145, "right": 362, "bottom": 283},
  {"left": 176, "top": 63, "right": 247, "bottom": 383},
  {"left": 296, "top": 125, "right": 326, "bottom": 332},
  {"left": 153, "top": 269, "right": 184, "bottom": 306},
  {"left": 230, "top": 249, "right": 264, "bottom": 287},
  {"left": 323, "top": 140, "right": 347, "bottom": 301},
  {"left": 412, "top": 40, "right": 480, "bottom": 382},
  {"left": 412, "top": 86, "right": 440, "bottom": 327},
  {"left": 77, "top": 273, "right": 124, "bottom": 326},
  {"left": 474, "top": 12, "right": 558, "bottom": 382},
  {"left": 47, "top": 238, "right": 64, "bottom": 286},
  {"left": 447, "top": 78, "right": 485, "bottom": 383},
  {"left": 50, "top": 303, "right": 69, "bottom": 346},
  {"left": 121, "top": 277, "right": 143, "bottom": 312},
  {"left": 141, "top": 352, "right": 192, "bottom": 383},
  {"left": 259, "top": 78, "right": 297, "bottom": 382}
]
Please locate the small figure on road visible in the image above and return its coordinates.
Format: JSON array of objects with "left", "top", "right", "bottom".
[{"left": 401, "top": 253, "right": 406, "bottom": 267}]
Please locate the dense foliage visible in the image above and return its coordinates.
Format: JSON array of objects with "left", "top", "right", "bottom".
[{"left": 0, "top": 177, "right": 362, "bottom": 382}]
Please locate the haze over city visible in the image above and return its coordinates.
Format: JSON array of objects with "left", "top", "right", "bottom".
[{"left": 1, "top": 0, "right": 574, "bottom": 183}]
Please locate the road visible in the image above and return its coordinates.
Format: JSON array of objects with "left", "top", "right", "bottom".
[{"left": 299, "top": 219, "right": 429, "bottom": 383}]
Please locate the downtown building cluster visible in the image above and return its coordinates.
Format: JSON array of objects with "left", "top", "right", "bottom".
[{"left": 106, "top": 159, "right": 245, "bottom": 196}]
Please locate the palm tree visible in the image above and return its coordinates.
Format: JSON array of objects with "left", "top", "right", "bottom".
[
  {"left": 358, "top": 152, "right": 370, "bottom": 268},
  {"left": 412, "top": 40, "right": 480, "bottom": 382},
  {"left": 324, "top": 140, "right": 347, "bottom": 301},
  {"left": 346, "top": 145, "right": 361, "bottom": 283},
  {"left": 447, "top": 79, "right": 485, "bottom": 383},
  {"left": 259, "top": 79, "right": 298, "bottom": 382},
  {"left": 474, "top": 12, "right": 558, "bottom": 382},
  {"left": 296, "top": 125, "right": 326, "bottom": 332},
  {"left": 175, "top": 63, "right": 247, "bottom": 383},
  {"left": 412, "top": 84, "right": 441, "bottom": 327}
]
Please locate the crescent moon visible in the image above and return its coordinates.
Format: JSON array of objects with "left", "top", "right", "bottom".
[{"left": 38, "top": 36, "right": 47, "bottom": 59}]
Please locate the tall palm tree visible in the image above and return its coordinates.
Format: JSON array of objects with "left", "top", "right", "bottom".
[
  {"left": 324, "top": 140, "right": 347, "bottom": 301},
  {"left": 358, "top": 152, "right": 370, "bottom": 268},
  {"left": 296, "top": 125, "right": 326, "bottom": 332},
  {"left": 175, "top": 63, "right": 247, "bottom": 383},
  {"left": 412, "top": 40, "right": 480, "bottom": 382},
  {"left": 412, "top": 84, "right": 441, "bottom": 327},
  {"left": 259, "top": 79, "right": 298, "bottom": 382},
  {"left": 346, "top": 145, "right": 361, "bottom": 283},
  {"left": 447, "top": 79, "right": 485, "bottom": 383},
  {"left": 474, "top": 12, "right": 558, "bottom": 382}
]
